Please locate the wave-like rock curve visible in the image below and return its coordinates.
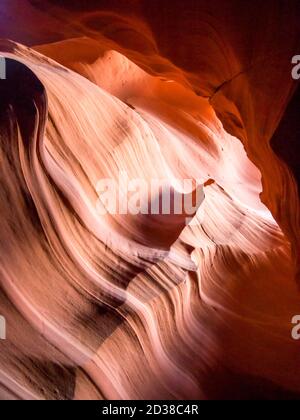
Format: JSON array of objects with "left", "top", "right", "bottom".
[{"left": 0, "top": 0, "right": 299, "bottom": 400}]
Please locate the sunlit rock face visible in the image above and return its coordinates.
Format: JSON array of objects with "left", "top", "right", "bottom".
[{"left": 0, "top": 0, "right": 299, "bottom": 400}]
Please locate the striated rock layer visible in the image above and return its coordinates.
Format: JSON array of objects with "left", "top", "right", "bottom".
[{"left": 0, "top": 0, "right": 299, "bottom": 399}]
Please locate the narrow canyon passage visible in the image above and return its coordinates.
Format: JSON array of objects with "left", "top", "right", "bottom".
[{"left": 0, "top": 0, "right": 299, "bottom": 400}]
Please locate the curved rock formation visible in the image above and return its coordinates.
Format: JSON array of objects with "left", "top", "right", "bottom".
[{"left": 0, "top": 0, "right": 299, "bottom": 400}]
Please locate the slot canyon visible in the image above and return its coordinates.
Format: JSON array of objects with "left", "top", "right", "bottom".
[{"left": 0, "top": 0, "right": 299, "bottom": 400}]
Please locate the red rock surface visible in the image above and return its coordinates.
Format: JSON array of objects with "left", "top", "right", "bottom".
[{"left": 0, "top": 0, "right": 299, "bottom": 400}]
